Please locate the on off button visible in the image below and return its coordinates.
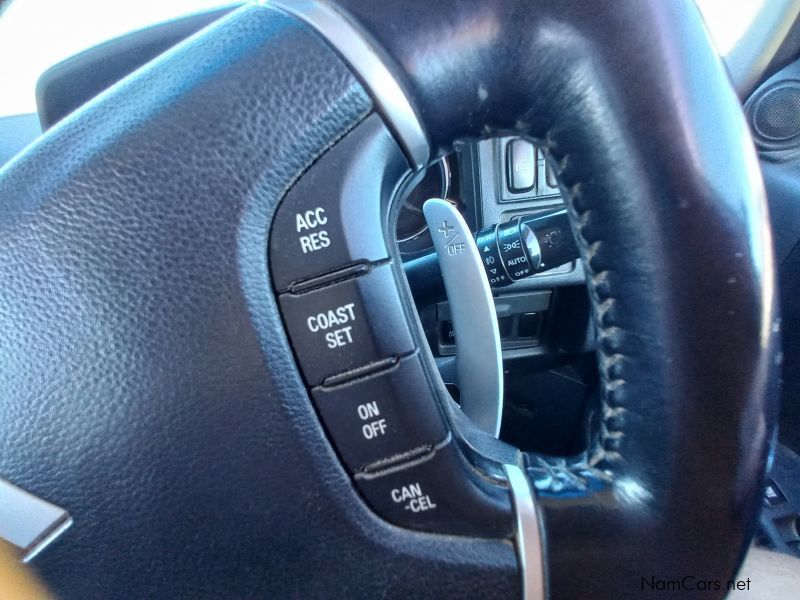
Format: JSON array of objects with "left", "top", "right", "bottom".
[{"left": 312, "top": 354, "right": 447, "bottom": 472}]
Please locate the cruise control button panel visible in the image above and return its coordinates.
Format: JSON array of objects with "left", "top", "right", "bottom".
[
  {"left": 270, "top": 116, "right": 515, "bottom": 540},
  {"left": 355, "top": 440, "right": 513, "bottom": 538},
  {"left": 270, "top": 114, "right": 407, "bottom": 292},
  {"left": 312, "top": 354, "right": 447, "bottom": 472},
  {"left": 279, "top": 264, "right": 415, "bottom": 386}
]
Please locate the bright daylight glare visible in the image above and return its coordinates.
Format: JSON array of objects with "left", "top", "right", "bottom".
[{"left": 0, "top": 0, "right": 765, "bottom": 118}]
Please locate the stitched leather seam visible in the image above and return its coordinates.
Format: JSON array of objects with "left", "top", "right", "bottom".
[{"left": 542, "top": 135, "right": 626, "bottom": 476}]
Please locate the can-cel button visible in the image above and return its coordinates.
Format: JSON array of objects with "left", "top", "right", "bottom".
[
  {"left": 279, "top": 264, "right": 415, "bottom": 386},
  {"left": 312, "top": 354, "right": 447, "bottom": 473},
  {"left": 354, "top": 439, "right": 514, "bottom": 537}
]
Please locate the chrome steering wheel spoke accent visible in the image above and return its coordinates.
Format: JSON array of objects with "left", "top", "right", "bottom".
[
  {"left": 268, "top": 0, "right": 430, "bottom": 170},
  {"left": 504, "top": 464, "right": 545, "bottom": 600}
]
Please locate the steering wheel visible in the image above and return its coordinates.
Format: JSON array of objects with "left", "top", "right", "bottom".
[{"left": 0, "top": 1, "right": 779, "bottom": 598}]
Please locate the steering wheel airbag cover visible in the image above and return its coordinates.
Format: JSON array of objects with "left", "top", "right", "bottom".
[{"left": 0, "top": 6, "right": 518, "bottom": 598}]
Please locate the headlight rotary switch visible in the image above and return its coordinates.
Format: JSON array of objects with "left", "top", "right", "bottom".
[{"left": 406, "top": 207, "right": 579, "bottom": 304}]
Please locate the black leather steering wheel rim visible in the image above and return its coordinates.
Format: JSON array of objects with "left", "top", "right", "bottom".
[{"left": 0, "top": 1, "right": 779, "bottom": 598}]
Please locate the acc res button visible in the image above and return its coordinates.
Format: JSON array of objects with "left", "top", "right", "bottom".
[
  {"left": 269, "top": 115, "right": 407, "bottom": 292},
  {"left": 278, "top": 264, "right": 415, "bottom": 386}
]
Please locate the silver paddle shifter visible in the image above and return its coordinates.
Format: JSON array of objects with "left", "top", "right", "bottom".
[{"left": 422, "top": 199, "right": 504, "bottom": 437}]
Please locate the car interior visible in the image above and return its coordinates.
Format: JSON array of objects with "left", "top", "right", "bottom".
[{"left": 1, "top": 0, "right": 800, "bottom": 598}]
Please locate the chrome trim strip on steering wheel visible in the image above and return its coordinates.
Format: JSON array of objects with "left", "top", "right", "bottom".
[
  {"left": 504, "top": 464, "right": 546, "bottom": 600},
  {"left": 267, "top": 0, "right": 431, "bottom": 170},
  {"left": 0, "top": 478, "right": 73, "bottom": 563}
]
